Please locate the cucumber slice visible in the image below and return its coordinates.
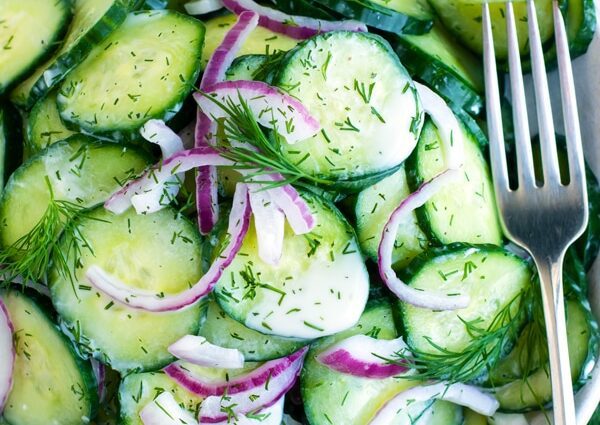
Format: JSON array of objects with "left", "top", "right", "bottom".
[
  {"left": 119, "top": 370, "right": 203, "bottom": 425},
  {"left": 25, "top": 90, "right": 77, "bottom": 156},
  {"left": 567, "top": 0, "right": 596, "bottom": 57},
  {"left": 355, "top": 165, "right": 428, "bottom": 269},
  {"left": 214, "top": 190, "right": 369, "bottom": 339},
  {"left": 463, "top": 409, "right": 487, "bottom": 425},
  {"left": 407, "top": 116, "right": 503, "bottom": 246},
  {"left": 57, "top": 10, "right": 205, "bottom": 141},
  {"left": 198, "top": 298, "right": 307, "bottom": 361},
  {"left": 10, "top": 0, "right": 129, "bottom": 110},
  {"left": 50, "top": 206, "right": 205, "bottom": 372},
  {"left": 302, "top": 297, "right": 463, "bottom": 425},
  {"left": 202, "top": 14, "right": 297, "bottom": 68},
  {"left": 273, "top": 31, "right": 422, "bottom": 186},
  {"left": 492, "top": 299, "right": 596, "bottom": 412},
  {"left": 400, "top": 245, "right": 532, "bottom": 356},
  {"left": 265, "top": 0, "right": 335, "bottom": 20},
  {"left": 427, "top": 0, "right": 554, "bottom": 60},
  {"left": 1, "top": 290, "right": 98, "bottom": 425},
  {"left": 394, "top": 23, "right": 484, "bottom": 116},
  {"left": 0, "top": 103, "right": 23, "bottom": 190},
  {"left": 225, "top": 54, "right": 268, "bottom": 81},
  {"left": 0, "top": 0, "right": 71, "bottom": 94},
  {"left": 0, "top": 135, "right": 151, "bottom": 251},
  {"left": 312, "top": 0, "right": 433, "bottom": 36}
]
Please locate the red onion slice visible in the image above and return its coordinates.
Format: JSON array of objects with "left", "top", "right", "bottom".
[
  {"left": 204, "top": 396, "right": 284, "bottom": 425},
  {"left": 140, "top": 391, "right": 198, "bottom": 425},
  {"left": 368, "top": 382, "right": 499, "bottom": 424},
  {"left": 316, "top": 334, "right": 410, "bottom": 379},
  {"left": 185, "top": 0, "right": 224, "bottom": 15},
  {"left": 194, "top": 80, "right": 320, "bottom": 144},
  {"left": 168, "top": 335, "right": 245, "bottom": 368},
  {"left": 378, "top": 169, "right": 470, "bottom": 310},
  {"left": 194, "top": 348, "right": 307, "bottom": 422},
  {"left": 221, "top": 0, "right": 367, "bottom": 39},
  {"left": 165, "top": 347, "right": 307, "bottom": 398},
  {"left": 90, "top": 359, "right": 106, "bottom": 402},
  {"left": 248, "top": 184, "right": 286, "bottom": 265},
  {"left": 141, "top": 119, "right": 185, "bottom": 157},
  {"left": 90, "top": 183, "right": 251, "bottom": 312},
  {"left": 0, "top": 297, "right": 14, "bottom": 412},
  {"left": 414, "top": 82, "right": 465, "bottom": 170},
  {"left": 105, "top": 146, "right": 234, "bottom": 215},
  {"left": 195, "top": 11, "right": 259, "bottom": 234}
]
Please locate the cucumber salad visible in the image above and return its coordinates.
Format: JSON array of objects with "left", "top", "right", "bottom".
[{"left": 0, "top": 0, "right": 599, "bottom": 424}]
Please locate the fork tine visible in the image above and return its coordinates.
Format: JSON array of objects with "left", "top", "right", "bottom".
[
  {"left": 553, "top": 0, "right": 587, "bottom": 189},
  {"left": 527, "top": 0, "right": 562, "bottom": 185},
  {"left": 483, "top": 2, "right": 510, "bottom": 193},
  {"left": 506, "top": 1, "right": 536, "bottom": 188}
]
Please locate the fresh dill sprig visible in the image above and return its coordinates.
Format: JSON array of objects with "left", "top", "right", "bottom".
[
  {"left": 0, "top": 177, "right": 100, "bottom": 287},
  {"left": 389, "top": 290, "right": 531, "bottom": 383},
  {"left": 198, "top": 90, "right": 334, "bottom": 189}
]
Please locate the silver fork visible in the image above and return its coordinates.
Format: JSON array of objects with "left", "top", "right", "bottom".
[{"left": 483, "top": 1, "right": 588, "bottom": 423}]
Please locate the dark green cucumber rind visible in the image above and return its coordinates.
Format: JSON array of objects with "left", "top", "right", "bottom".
[
  {"left": 198, "top": 298, "right": 308, "bottom": 361},
  {"left": 130, "top": 0, "right": 169, "bottom": 9},
  {"left": 0, "top": 104, "right": 23, "bottom": 189},
  {"left": 312, "top": 0, "right": 432, "bottom": 35},
  {"left": 568, "top": 0, "right": 596, "bottom": 57},
  {"left": 392, "top": 36, "right": 483, "bottom": 117},
  {"left": 57, "top": 11, "right": 205, "bottom": 143},
  {"left": 580, "top": 166, "right": 600, "bottom": 271},
  {"left": 225, "top": 54, "right": 268, "bottom": 81},
  {"left": 10, "top": 1, "right": 130, "bottom": 110},
  {"left": 324, "top": 162, "right": 404, "bottom": 194},
  {"left": 264, "top": 0, "right": 336, "bottom": 20},
  {"left": 2, "top": 288, "right": 99, "bottom": 423},
  {"left": 405, "top": 115, "right": 497, "bottom": 245},
  {"left": 0, "top": 0, "right": 72, "bottom": 95}
]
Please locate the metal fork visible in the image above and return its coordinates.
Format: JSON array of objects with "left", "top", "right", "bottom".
[{"left": 483, "top": 1, "right": 588, "bottom": 423}]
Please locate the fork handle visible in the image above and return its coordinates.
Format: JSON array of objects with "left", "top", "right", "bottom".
[{"left": 532, "top": 250, "right": 576, "bottom": 425}]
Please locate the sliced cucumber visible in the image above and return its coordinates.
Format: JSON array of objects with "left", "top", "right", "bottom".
[
  {"left": 25, "top": 90, "right": 77, "bottom": 156},
  {"left": 265, "top": 0, "right": 335, "bottom": 20},
  {"left": 302, "top": 297, "right": 463, "bottom": 425},
  {"left": 225, "top": 54, "right": 268, "bottom": 81},
  {"left": 57, "top": 10, "right": 204, "bottom": 141},
  {"left": 0, "top": 0, "right": 72, "bottom": 94},
  {"left": 273, "top": 31, "right": 422, "bottom": 187},
  {"left": 463, "top": 409, "right": 488, "bottom": 425},
  {"left": 0, "top": 135, "right": 151, "bottom": 251},
  {"left": 119, "top": 370, "right": 202, "bottom": 425},
  {"left": 407, "top": 116, "right": 503, "bottom": 246},
  {"left": 427, "top": 0, "right": 554, "bottom": 60},
  {"left": 202, "top": 14, "right": 297, "bottom": 68},
  {"left": 312, "top": 0, "right": 433, "bottom": 35},
  {"left": 0, "top": 103, "right": 23, "bottom": 190},
  {"left": 50, "top": 205, "right": 205, "bottom": 372},
  {"left": 1, "top": 290, "right": 98, "bottom": 425},
  {"left": 400, "top": 245, "right": 532, "bottom": 356},
  {"left": 394, "top": 23, "right": 484, "bottom": 116},
  {"left": 355, "top": 165, "right": 428, "bottom": 269},
  {"left": 492, "top": 299, "right": 596, "bottom": 412},
  {"left": 567, "top": 0, "right": 596, "bottom": 57},
  {"left": 10, "top": 0, "right": 129, "bottom": 110},
  {"left": 214, "top": 190, "right": 369, "bottom": 339},
  {"left": 198, "top": 297, "right": 307, "bottom": 361}
]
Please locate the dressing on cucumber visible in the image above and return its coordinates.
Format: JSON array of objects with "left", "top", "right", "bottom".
[
  {"left": 1, "top": 290, "right": 98, "bottom": 425},
  {"left": 57, "top": 10, "right": 205, "bottom": 141}
]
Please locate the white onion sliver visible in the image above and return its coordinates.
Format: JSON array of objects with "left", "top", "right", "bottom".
[
  {"left": 202, "top": 396, "right": 284, "bottom": 425},
  {"left": 168, "top": 335, "right": 245, "bottom": 369},
  {"left": 414, "top": 82, "right": 465, "bottom": 170},
  {"left": 140, "top": 119, "right": 184, "bottom": 157},
  {"left": 221, "top": 0, "right": 366, "bottom": 40},
  {"left": 92, "top": 183, "right": 251, "bottom": 312},
  {"left": 140, "top": 391, "right": 198, "bottom": 425},
  {"left": 316, "top": 334, "right": 410, "bottom": 379},
  {"left": 0, "top": 297, "right": 14, "bottom": 412},
  {"left": 369, "top": 382, "right": 499, "bottom": 424},
  {"left": 194, "top": 80, "right": 320, "bottom": 144},
  {"left": 378, "top": 169, "right": 470, "bottom": 310},
  {"left": 249, "top": 184, "right": 286, "bottom": 265},
  {"left": 185, "top": 0, "right": 224, "bottom": 15}
]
